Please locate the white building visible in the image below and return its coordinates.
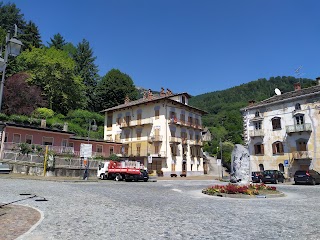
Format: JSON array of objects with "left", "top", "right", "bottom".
[
  {"left": 241, "top": 80, "right": 320, "bottom": 178},
  {"left": 101, "top": 88, "right": 207, "bottom": 177}
]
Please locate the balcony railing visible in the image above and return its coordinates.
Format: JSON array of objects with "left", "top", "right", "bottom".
[
  {"left": 130, "top": 118, "right": 153, "bottom": 126},
  {"left": 292, "top": 151, "right": 312, "bottom": 160},
  {"left": 121, "top": 149, "right": 166, "bottom": 157},
  {"left": 249, "top": 129, "right": 264, "bottom": 137},
  {"left": 170, "top": 137, "right": 181, "bottom": 144},
  {"left": 120, "top": 121, "right": 130, "bottom": 128},
  {"left": 194, "top": 139, "right": 203, "bottom": 146},
  {"left": 181, "top": 138, "right": 188, "bottom": 145},
  {"left": 148, "top": 135, "right": 163, "bottom": 142},
  {"left": 286, "top": 123, "right": 312, "bottom": 134}
]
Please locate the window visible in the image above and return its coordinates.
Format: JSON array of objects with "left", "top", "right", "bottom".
[
  {"left": 180, "top": 114, "right": 185, "bottom": 124},
  {"left": 61, "top": 139, "right": 68, "bottom": 147},
  {"left": 181, "top": 95, "right": 186, "bottom": 104},
  {"left": 189, "top": 133, "right": 193, "bottom": 140},
  {"left": 272, "top": 141, "right": 284, "bottom": 155},
  {"left": 155, "top": 145, "right": 160, "bottom": 154},
  {"left": 255, "top": 111, "right": 260, "bottom": 117},
  {"left": 255, "top": 121, "right": 262, "bottom": 130},
  {"left": 125, "top": 132, "right": 130, "bottom": 141},
  {"left": 272, "top": 117, "right": 281, "bottom": 130},
  {"left": 107, "top": 115, "right": 112, "bottom": 128},
  {"left": 171, "top": 145, "right": 177, "bottom": 156},
  {"left": 108, "top": 146, "right": 113, "bottom": 155},
  {"left": 170, "top": 130, "right": 175, "bottom": 137},
  {"left": 136, "top": 146, "right": 141, "bottom": 156},
  {"left": 259, "top": 164, "right": 264, "bottom": 172},
  {"left": 116, "top": 117, "right": 121, "bottom": 125},
  {"left": 25, "top": 135, "right": 33, "bottom": 144},
  {"left": 68, "top": 142, "right": 74, "bottom": 148},
  {"left": 96, "top": 145, "right": 103, "bottom": 153},
  {"left": 254, "top": 143, "right": 264, "bottom": 155},
  {"left": 42, "top": 137, "right": 53, "bottom": 146},
  {"left": 295, "top": 114, "right": 304, "bottom": 125},
  {"left": 295, "top": 103, "right": 301, "bottom": 110},
  {"left": 13, "top": 134, "right": 21, "bottom": 143},
  {"left": 188, "top": 116, "right": 193, "bottom": 126},
  {"left": 155, "top": 109, "right": 159, "bottom": 119},
  {"left": 137, "top": 131, "right": 141, "bottom": 140}
]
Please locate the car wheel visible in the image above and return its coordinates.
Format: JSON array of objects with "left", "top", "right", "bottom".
[
  {"left": 311, "top": 179, "right": 316, "bottom": 185},
  {"left": 100, "top": 173, "right": 105, "bottom": 180},
  {"left": 115, "top": 174, "right": 121, "bottom": 181}
]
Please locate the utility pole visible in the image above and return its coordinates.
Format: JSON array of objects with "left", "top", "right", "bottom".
[{"left": 220, "top": 138, "right": 223, "bottom": 179}]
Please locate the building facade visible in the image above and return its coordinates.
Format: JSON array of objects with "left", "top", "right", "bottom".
[
  {"left": 0, "top": 122, "right": 122, "bottom": 158},
  {"left": 102, "top": 88, "right": 207, "bottom": 177},
  {"left": 241, "top": 80, "right": 320, "bottom": 178}
]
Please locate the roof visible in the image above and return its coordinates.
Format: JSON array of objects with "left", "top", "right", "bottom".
[
  {"left": 2, "top": 122, "right": 75, "bottom": 135},
  {"left": 101, "top": 92, "right": 208, "bottom": 115},
  {"left": 241, "top": 85, "right": 320, "bottom": 111}
]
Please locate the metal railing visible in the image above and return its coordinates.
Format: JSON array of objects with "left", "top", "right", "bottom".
[{"left": 148, "top": 135, "right": 163, "bottom": 142}]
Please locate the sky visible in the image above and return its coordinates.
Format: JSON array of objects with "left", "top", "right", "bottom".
[{"left": 4, "top": 0, "right": 320, "bottom": 96}]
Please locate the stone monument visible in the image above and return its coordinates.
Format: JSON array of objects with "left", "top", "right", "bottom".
[{"left": 230, "top": 144, "right": 250, "bottom": 184}]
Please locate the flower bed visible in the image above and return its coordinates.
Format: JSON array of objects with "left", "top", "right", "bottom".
[{"left": 202, "top": 183, "right": 279, "bottom": 197}]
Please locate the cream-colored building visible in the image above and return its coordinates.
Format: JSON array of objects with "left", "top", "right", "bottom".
[
  {"left": 101, "top": 88, "right": 207, "bottom": 177},
  {"left": 241, "top": 80, "right": 320, "bottom": 178}
]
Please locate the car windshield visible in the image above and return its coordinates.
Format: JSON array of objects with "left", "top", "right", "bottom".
[
  {"left": 264, "top": 170, "right": 275, "bottom": 174},
  {"left": 295, "top": 170, "right": 307, "bottom": 175}
]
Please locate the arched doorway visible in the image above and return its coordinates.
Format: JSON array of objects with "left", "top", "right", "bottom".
[
  {"left": 279, "top": 163, "right": 284, "bottom": 173},
  {"left": 259, "top": 164, "right": 264, "bottom": 172}
]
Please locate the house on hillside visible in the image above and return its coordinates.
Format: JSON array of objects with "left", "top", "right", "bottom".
[
  {"left": 241, "top": 79, "right": 320, "bottom": 178},
  {"left": 101, "top": 88, "right": 208, "bottom": 177},
  {"left": 0, "top": 121, "right": 122, "bottom": 159}
]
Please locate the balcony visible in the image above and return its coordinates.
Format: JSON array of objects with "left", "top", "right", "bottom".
[
  {"left": 148, "top": 135, "right": 163, "bottom": 143},
  {"left": 169, "top": 137, "right": 181, "bottom": 144},
  {"left": 147, "top": 151, "right": 166, "bottom": 158},
  {"left": 194, "top": 140, "right": 203, "bottom": 146},
  {"left": 181, "top": 138, "right": 188, "bottom": 145},
  {"left": 120, "top": 121, "right": 130, "bottom": 128},
  {"left": 292, "top": 151, "right": 312, "bottom": 160},
  {"left": 286, "top": 123, "right": 312, "bottom": 134},
  {"left": 249, "top": 129, "right": 264, "bottom": 138},
  {"left": 130, "top": 118, "right": 153, "bottom": 126},
  {"left": 169, "top": 117, "right": 181, "bottom": 125},
  {"left": 189, "top": 140, "right": 195, "bottom": 145}
]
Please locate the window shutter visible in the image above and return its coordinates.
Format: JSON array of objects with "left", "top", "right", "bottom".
[
  {"left": 272, "top": 143, "right": 276, "bottom": 154},
  {"left": 261, "top": 144, "right": 264, "bottom": 155},
  {"left": 279, "top": 142, "right": 283, "bottom": 153},
  {"left": 254, "top": 145, "right": 258, "bottom": 155}
]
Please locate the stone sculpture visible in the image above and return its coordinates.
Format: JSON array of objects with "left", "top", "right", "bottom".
[{"left": 230, "top": 144, "right": 250, "bottom": 184}]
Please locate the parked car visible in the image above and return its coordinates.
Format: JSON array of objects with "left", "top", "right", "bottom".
[
  {"left": 251, "top": 171, "right": 263, "bottom": 183},
  {"left": 294, "top": 170, "right": 320, "bottom": 185},
  {"left": 262, "top": 170, "right": 285, "bottom": 184}
]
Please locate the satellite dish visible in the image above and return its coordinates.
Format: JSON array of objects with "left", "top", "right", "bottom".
[{"left": 275, "top": 88, "right": 281, "bottom": 95}]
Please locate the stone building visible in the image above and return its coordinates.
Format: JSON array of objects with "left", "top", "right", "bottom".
[
  {"left": 101, "top": 88, "right": 207, "bottom": 177},
  {"left": 241, "top": 79, "right": 320, "bottom": 178}
]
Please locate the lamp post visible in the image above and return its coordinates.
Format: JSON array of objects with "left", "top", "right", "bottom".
[
  {"left": 83, "top": 119, "right": 97, "bottom": 180},
  {"left": 220, "top": 138, "right": 223, "bottom": 179},
  {"left": 0, "top": 24, "right": 23, "bottom": 112}
]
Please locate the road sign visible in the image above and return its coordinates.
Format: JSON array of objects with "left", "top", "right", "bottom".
[
  {"left": 80, "top": 143, "right": 92, "bottom": 158},
  {"left": 216, "top": 159, "right": 221, "bottom": 166},
  {"left": 284, "top": 160, "right": 289, "bottom": 167}
]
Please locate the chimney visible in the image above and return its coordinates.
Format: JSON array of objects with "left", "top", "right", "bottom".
[
  {"left": 160, "top": 87, "right": 165, "bottom": 97},
  {"left": 166, "top": 88, "right": 173, "bottom": 96},
  {"left": 40, "top": 119, "right": 46, "bottom": 128},
  {"left": 248, "top": 100, "right": 255, "bottom": 106},
  {"left": 294, "top": 82, "right": 301, "bottom": 91},
  {"left": 143, "top": 91, "right": 147, "bottom": 100},
  {"left": 63, "top": 122, "right": 68, "bottom": 132},
  {"left": 147, "top": 89, "right": 153, "bottom": 100},
  {"left": 124, "top": 95, "right": 130, "bottom": 104},
  {"left": 316, "top": 77, "right": 320, "bottom": 85}
]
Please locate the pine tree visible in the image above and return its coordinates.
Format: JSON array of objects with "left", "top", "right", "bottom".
[
  {"left": 48, "top": 33, "right": 66, "bottom": 50},
  {"left": 73, "top": 39, "right": 99, "bottom": 111}
]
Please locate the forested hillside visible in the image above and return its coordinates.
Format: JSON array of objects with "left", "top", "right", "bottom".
[{"left": 189, "top": 76, "right": 316, "bottom": 156}]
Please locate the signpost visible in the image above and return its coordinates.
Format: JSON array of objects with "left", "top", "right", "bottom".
[{"left": 284, "top": 160, "right": 289, "bottom": 167}]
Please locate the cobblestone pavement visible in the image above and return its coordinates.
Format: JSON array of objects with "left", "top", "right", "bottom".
[{"left": 0, "top": 178, "right": 319, "bottom": 240}]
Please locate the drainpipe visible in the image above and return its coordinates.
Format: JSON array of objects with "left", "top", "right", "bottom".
[
  {"left": 308, "top": 106, "right": 316, "bottom": 170},
  {"left": 165, "top": 100, "right": 168, "bottom": 168}
]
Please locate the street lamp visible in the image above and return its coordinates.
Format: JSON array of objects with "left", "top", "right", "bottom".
[
  {"left": 0, "top": 24, "right": 23, "bottom": 112},
  {"left": 83, "top": 119, "right": 97, "bottom": 180}
]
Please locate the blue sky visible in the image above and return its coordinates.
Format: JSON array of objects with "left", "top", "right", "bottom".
[{"left": 5, "top": 0, "right": 320, "bottom": 96}]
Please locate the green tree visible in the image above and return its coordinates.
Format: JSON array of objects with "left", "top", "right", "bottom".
[
  {"left": 0, "top": 2, "right": 25, "bottom": 34},
  {"left": 73, "top": 39, "right": 99, "bottom": 111},
  {"left": 15, "top": 47, "right": 86, "bottom": 114},
  {"left": 95, "top": 69, "right": 138, "bottom": 111},
  {"left": 20, "top": 20, "right": 42, "bottom": 50},
  {"left": 47, "top": 33, "right": 66, "bottom": 50}
]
